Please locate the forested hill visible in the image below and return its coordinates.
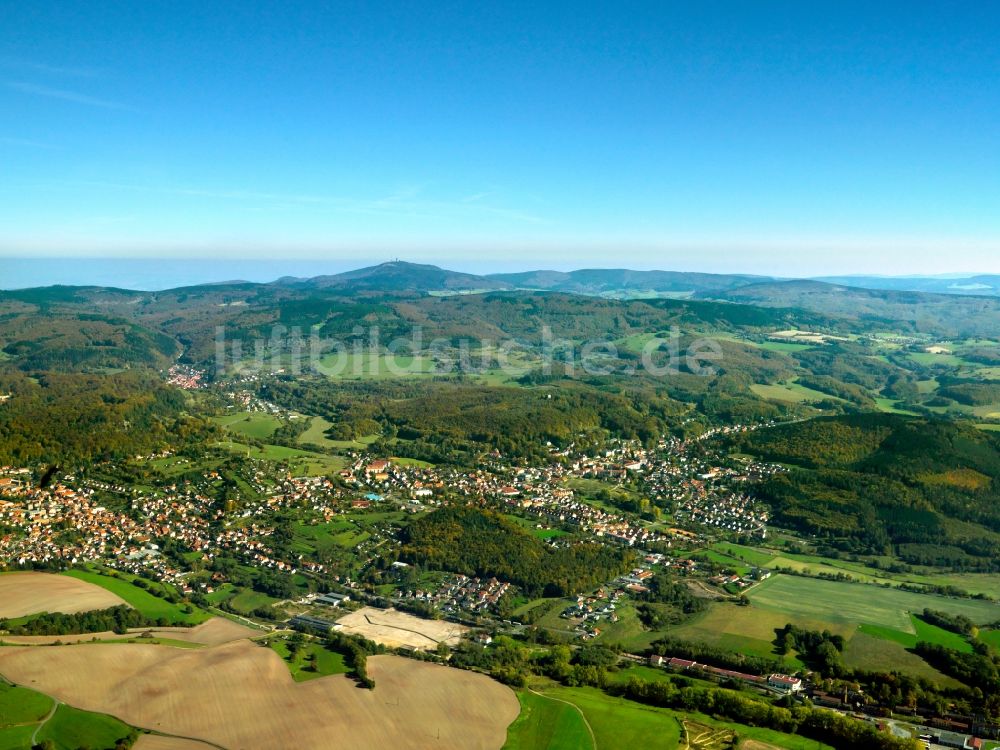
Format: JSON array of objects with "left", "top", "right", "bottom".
[
  {"left": 729, "top": 414, "right": 1000, "bottom": 568},
  {"left": 0, "top": 282, "right": 836, "bottom": 368},
  {"left": 399, "top": 506, "right": 636, "bottom": 597},
  {"left": 712, "top": 280, "right": 1000, "bottom": 338}
]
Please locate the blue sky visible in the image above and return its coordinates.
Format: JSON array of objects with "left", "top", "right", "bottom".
[{"left": 2, "top": 1, "right": 1000, "bottom": 276}]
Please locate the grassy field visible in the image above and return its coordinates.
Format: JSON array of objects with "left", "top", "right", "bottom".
[
  {"left": 710, "top": 542, "right": 777, "bottom": 568},
  {"left": 34, "top": 704, "right": 133, "bottom": 750},
  {"left": 589, "top": 603, "right": 663, "bottom": 652},
  {"left": 391, "top": 456, "right": 435, "bottom": 468},
  {"left": 503, "top": 690, "right": 593, "bottom": 750},
  {"left": 908, "top": 351, "right": 970, "bottom": 367},
  {"left": 750, "top": 382, "right": 837, "bottom": 404},
  {"left": 757, "top": 341, "right": 816, "bottom": 353},
  {"left": 842, "top": 632, "right": 961, "bottom": 686},
  {"left": 62, "top": 569, "right": 208, "bottom": 625},
  {"left": 0, "top": 725, "right": 35, "bottom": 750},
  {"left": 228, "top": 588, "right": 281, "bottom": 614},
  {"left": 215, "top": 440, "right": 346, "bottom": 476},
  {"left": 728, "top": 542, "right": 1000, "bottom": 599},
  {"left": 295, "top": 416, "right": 384, "bottom": 451},
  {"left": 269, "top": 639, "right": 349, "bottom": 682},
  {"left": 874, "top": 398, "right": 920, "bottom": 416},
  {"left": 316, "top": 352, "right": 438, "bottom": 379},
  {"left": 669, "top": 603, "right": 824, "bottom": 665},
  {"left": 536, "top": 687, "right": 833, "bottom": 750},
  {"left": 0, "top": 682, "right": 53, "bottom": 728},
  {"left": 858, "top": 614, "right": 973, "bottom": 653},
  {"left": 212, "top": 411, "right": 282, "bottom": 440},
  {"left": 293, "top": 519, "right": 370, "bottom": 553},
  {"left": 748, "top": 574, "right": 1000, "bottom": 631},
  {"left": 543, "top": 687, "right": 677, "bottom": 749}
]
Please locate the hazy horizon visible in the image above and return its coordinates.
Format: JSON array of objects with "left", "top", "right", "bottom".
[{"left": 4, "top": 255, "right": 1000, "bottom": 292}]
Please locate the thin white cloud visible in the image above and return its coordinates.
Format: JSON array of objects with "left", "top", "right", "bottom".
[
  {"left": 5, "top": 81, "right": 134, "bottom": 111},
  {"left": 51, "top": 180, "right": 545, "bottom": 224}
]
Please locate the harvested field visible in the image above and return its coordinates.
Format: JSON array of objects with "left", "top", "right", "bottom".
[
  {"left": 1, "top": 616, "right": 256, "bottom": 646},
  {"left": 0, "top": 572, "right": 126, "bottom": 618},
  {"left": 134, "top": 736, "right": 217, "bottom": 750},
  {"left": 336, "top": 606, "right": 469, "bottom": 650},
  {"left": 0, "top": 641, "right": 518, "bottom": 750}
]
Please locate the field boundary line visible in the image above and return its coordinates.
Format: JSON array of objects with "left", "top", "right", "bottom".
[{"left": 528, "top": 688, "right": 597, "bottom": 750}]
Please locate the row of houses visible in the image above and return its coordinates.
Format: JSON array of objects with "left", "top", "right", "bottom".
[{"left": 649, "top": 655, "right": 803, "bottom": 693}]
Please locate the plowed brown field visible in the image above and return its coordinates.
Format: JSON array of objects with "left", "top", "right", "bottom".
[{"left": 0, "top": 640, "right": 518, "bottom": 750}]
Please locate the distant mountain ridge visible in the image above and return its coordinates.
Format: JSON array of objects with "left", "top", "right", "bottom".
[
  {"left": 273, "top": 260, "right": 1000, "bottom": 300},
  {"left": 277, "top": 261, "right": 511, "bottom": 292},
  {"left": 486, "top": 268, "right": 771, "bottom": 295}
]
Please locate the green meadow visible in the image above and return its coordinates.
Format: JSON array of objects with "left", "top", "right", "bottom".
[
  {"left": 62, "top": 568, "right": 208, "bottom": 625},
  {"left": 34, "top": 704, "right": 133, "bottom": 750},
  {"left": 212, "top": 411, "right": 283, "bottom": 440},
  {"left": 748, "top": 574, "right": 1000, "bottom": 631}
]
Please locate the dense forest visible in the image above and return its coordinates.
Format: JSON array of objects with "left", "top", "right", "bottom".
[
  {"left": 730, "top": 414, "right": 1000, "bottom": 565},
  {"left": 0, "top": 369, "right": 217, "bottom": 466},
  {"left": 399, "top": 506, "right": 636, "bottom": 596}
]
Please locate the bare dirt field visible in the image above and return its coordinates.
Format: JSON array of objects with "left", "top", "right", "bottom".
[
  {"left": 0, "top": 571, "right": 127, "bottom": 618},
  {"left": 0, "top": 616, "right": 257, "bottom": 646},
  {"left": 335, "top": 606, "right": 469, "bottom": 650},
  {"left": 134, "top": 736, "right": 217, "bottom": 750},
  {"left": 0, "top": 640, "right": 518, "bottom": 750}
]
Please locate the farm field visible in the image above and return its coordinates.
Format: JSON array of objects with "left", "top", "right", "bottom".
[
  {"left": 0, "top": 572, "right": 126, "bottom": 618},
  {"left": 133, "top": 736, "right": 216, "bottom": 750},
  {"left": 0, "top": 616, "right": 256, "bottom": 647},
  {"left": 335, "top": 607, "right": 469, "bottom": 650},
  {"left": 747, "top": 575, "right": 1000, "bottom": 631},
  {"left": 61, "top": 569, "right": 209, "bottom": 625},
  {"left": 0, "top": 642, "right": 519, "bottom": 750}
]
